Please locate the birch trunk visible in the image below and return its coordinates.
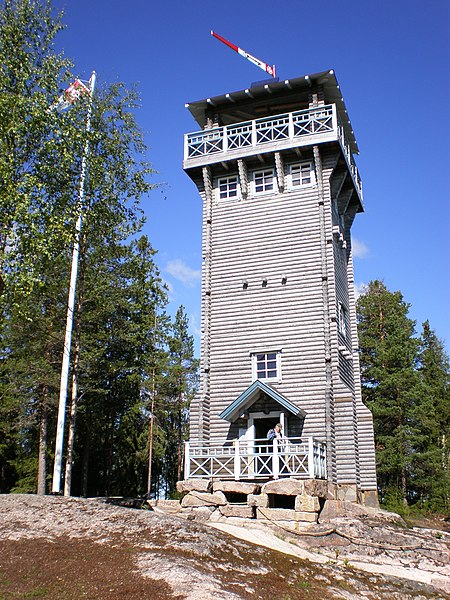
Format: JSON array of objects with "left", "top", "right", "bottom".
[
  {"left": 37, "top": 388, "right": 48, "bottom": 495},
  {"left": 64, "top": 340, "right": 79, "bottom": 496}
]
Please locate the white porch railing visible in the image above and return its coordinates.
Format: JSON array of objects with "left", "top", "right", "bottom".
[
  {"left": 184, "top": 104, "right": 362, "bottom": 200},
  {"left": 184, "top": 437, "right": 327, "bottom": 481}
]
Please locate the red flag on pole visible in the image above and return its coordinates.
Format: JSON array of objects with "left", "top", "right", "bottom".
[
  {"left": 51, "top": 78, "right": 91, "bottom": 112},
  {"left": 211, "top": 31, "right": 276, "bottom": 78}
]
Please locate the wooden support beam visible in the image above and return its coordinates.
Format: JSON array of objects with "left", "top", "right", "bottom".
[
  {"left": 330, "top": 168, "right": 348, "bottom": 201},
  {"left": 237, "top": 159, "right": 248, "bottom": 199},
  {"left": 275, "top": 152, "right": 285, "bottom": 193},
  {"left": 337, "top": 188, "right": 353, "bottom": 215}
]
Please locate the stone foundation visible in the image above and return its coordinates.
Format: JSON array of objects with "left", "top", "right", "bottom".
[
  {"left": 176, "top": 478, "right": 331, "bottom": 525},
  {"left": 176, "top": 478, "right": 379, "bottom": 524},
  {"left": 178, "top": 481, "right": 379, "bottom": 527}
]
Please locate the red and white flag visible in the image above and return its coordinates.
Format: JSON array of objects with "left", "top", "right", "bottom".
[
  {"left": 211, "top": 31, "right": 276, "bottom": 78},
  {"left": 50, "top": 78, "right": 91, "bottom": 112}
]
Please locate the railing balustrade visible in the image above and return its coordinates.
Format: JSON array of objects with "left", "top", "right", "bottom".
[
  {"left": 184, "top": 104, "right": 362, "bottom": 199},
  {"left": 184, "top": 436, "right": 327, "bottom": 481},
  {"left": 185, "top": 105, "right": 335, "bottom": 161},
  {"left": 337, "top": 119, "right": 362, "bottom": 196}
]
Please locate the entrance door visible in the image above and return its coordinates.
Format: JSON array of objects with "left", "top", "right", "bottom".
[
  {"left": 253, "top": 417, "right": 279, "bottom": 476},
  {"left": 254, "top": 418, "right": 278, "bottom": 443}
]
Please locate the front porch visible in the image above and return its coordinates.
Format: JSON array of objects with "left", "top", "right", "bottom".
[{"left": 184, "top": 437, "right": 327, "bottom": 481}]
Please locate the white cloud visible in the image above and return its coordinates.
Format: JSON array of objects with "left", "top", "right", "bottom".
[
  {"left": 354, "top": 282, "right": 367, "bottom": 300},
  {"left": 165, "top": 259, "right": 201, "bottom": 287},
  {"left": 352, "top": 237, "right": 369, "bottom": 259},
  {"left": 189, "top": 312, "right": 201, "bottom": 339}
]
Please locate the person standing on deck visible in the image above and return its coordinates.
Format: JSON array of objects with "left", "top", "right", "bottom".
[{"left": 267, "top": 423, "right": 283, "bottom": 441}]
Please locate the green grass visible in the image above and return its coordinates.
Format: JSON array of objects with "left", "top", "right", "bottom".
[{"left": 23, "top": 587, "right": 50, "bottom": 598}]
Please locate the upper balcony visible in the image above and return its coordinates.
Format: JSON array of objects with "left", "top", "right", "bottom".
[{"left": 183, "top": 103, "right": 362, "bottom": 201}]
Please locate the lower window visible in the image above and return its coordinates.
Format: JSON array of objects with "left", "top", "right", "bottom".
[{"left": 251, "top": 351, "right": 281, "bottom": 381}]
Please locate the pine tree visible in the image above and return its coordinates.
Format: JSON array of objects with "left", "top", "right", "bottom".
[
  {"left": 357, "top": 280, "right": 422, "bottom": 506},
  {"left": 0, "top": 255, "right": 66, "bottom": 493},
  {"left": 415, "top": 321, "right": 450, "bottom": 511},
  {"left": 157, "top": 306, "right": 199, "bottom": 497},
  {"left": 63, "top": 236, "right": 168, "bottom": 497},
  {"left": 0, "top": 0, "right": 160, "bottom": 496}
]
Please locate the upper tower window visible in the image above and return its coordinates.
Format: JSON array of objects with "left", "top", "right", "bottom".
[
  {"left": 288, "top": 162, "right": 314, "bottom": 188},
  {"left": 217, "top": 175, "right": 239, "bottom": 200},
  {"left": 252, "top": 168, "right": 276, "bottom": 195}
]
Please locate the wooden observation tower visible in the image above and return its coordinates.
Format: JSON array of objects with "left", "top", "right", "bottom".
[{"left": 181, "top": 69, "right": 378, "bottom": 509}]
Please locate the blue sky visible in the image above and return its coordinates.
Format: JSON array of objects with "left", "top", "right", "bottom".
[{"left": 53, "top": 0, "right": 449, "bottom": 353}]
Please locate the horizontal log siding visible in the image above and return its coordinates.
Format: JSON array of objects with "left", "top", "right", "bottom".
[
  {"left": 326, "top": 157, "right": 359, "bottom": 485},
  {"left": 190, "top": 183, "right": 210, "bottom": 441},
  {"left": 347, "top": 244, "right": 377, "bottom": 491},
  {"left": 207, "top": 173, "right": 328, "bottom": 444},
  {"left": 188, "top": 140, "right": 377, "bottom": 492}
]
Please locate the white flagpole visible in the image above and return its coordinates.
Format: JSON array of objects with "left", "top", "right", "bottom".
[{"left": 52, "top": 71, "right": 96, "bottom": 494}]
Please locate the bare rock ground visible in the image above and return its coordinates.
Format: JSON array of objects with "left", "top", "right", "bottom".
[{"left": 0, "top": 494, "right": 449, "bottom": 599}]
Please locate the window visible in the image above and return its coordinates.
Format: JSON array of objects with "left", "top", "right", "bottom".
[
  {"left": 251, "top": 351, "right": 281, "bottom": 381},
  {"left": 338, "top": 303, "right": 347, "bottom": 338},
  {"left": 253, "top": 168, "right": 275, "bottom": 194},
  {"left": 288, "top": 162, "right": 314, "bottom": 188},
  {"left": 218, "top": 175, "right": 239, "bottom": 200}
]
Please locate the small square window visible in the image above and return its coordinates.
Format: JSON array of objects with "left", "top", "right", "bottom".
[
  {"left": 288, "top": 162, "right": 314, "bottom": 189},
  {"left": 338, "top": 303, "right": 347, "bottom": 338},
  {"left": 252, "top": 351, "right": 281, "bottom": 381},
  {"left": 218, "top": 175, "right": 239, "bottom": 200},
  {"left": 253, "top": 169, "right": 275, "bottom": 195}
]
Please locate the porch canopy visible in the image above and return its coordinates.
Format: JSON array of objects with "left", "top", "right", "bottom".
[{"left": 218, "top": 380, "right": 306, "bottom": 423}]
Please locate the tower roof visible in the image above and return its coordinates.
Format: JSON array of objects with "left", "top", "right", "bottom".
[{"left": 186, "top": 69, "right": 359, "bottom": 154}]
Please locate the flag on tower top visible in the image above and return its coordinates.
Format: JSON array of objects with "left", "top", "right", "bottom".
[{"left": 211, "top": 31, "right": 276, "bottom": 78}]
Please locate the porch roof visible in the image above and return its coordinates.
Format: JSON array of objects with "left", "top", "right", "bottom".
[{"left": 219, "top": 380, "right": 306, "bottom": 423}]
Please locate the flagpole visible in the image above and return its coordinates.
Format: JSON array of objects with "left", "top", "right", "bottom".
[{"left": 52, "top": 71, "right": 96, "bottom": 494}]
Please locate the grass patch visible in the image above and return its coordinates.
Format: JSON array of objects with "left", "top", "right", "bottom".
[{"left": 23, "top": 587, "right": 51, "bottom": 598}]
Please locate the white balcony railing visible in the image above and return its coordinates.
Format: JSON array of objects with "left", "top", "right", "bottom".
[
  {"left": 185, "top": 105, "right": 335, "bottom": 160},
  {"left": 184, "top": 104, "right": 362, "bottom": 199},
  {"left": 184, "top": 437, "right": 327, "bottom": 481},
  {"left": 337, "top": 119, "right": 362, "bottom": 198}
]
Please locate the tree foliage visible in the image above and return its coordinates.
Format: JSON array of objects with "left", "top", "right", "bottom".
[
  {"left": 0, "top": 0, "right": 199, "bottom": 498},
  {"left": 0, "top": 0, "right": 73, "bottom": 300},
  {"left": 357, "top": 281, "right": 450, "bottom": 512},
  {"left": 154, "top": 306, "right": 199, "bottom": 498}
]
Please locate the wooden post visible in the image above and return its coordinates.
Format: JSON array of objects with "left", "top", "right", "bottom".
[
  {"left": 234, "top": 439, "right": 240, "bottom": 480},
  {"left": 331, "top": 103, "right": 338, "bottom": 138},
  {"left": 222, "top": 126, "right": 228, "bottom": 153},
  {"left": 251, "top": 119, "right": 257, "bottom": 147},
  {"left": 184, "top": 134, "right": 189, "bottom": 161},
  {"left": 273, "top": 439, "right": 279, "bottom": 479},
  {"left": 184, "top": 441, "right": 190, "bottom": 479},
  {"left": 288, "top": 111, "right": 294, "bottom": 140},
  {"left": 308, "top": 437, "right": 315, "bottom": 479}
]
